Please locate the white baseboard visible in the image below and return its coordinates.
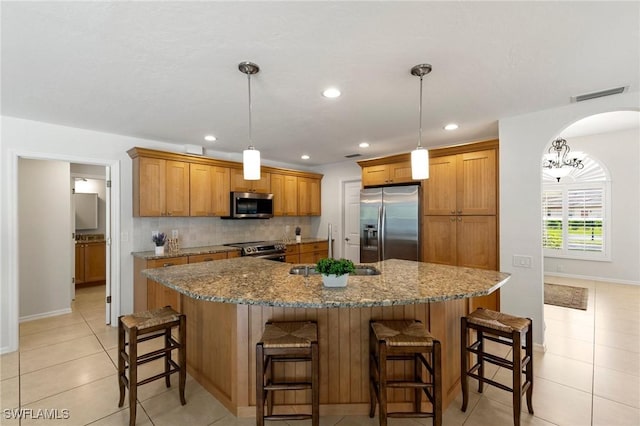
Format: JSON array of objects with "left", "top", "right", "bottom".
[
  {"left": 534, "top": 342, "right": 547, "bottom": 353},
  {"left": 544, "top": 272, "right": 639, "bottom": 286},
  {"left": 19, "top": 308, "right": 72, "bottom": 323},
  {"left": 0, "top": 345, "right": 17, "bottom": 355}
]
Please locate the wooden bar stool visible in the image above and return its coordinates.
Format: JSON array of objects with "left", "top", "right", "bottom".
[
  {"left": 256, "top": 320, "right": 319, "bottom": 426},
  {"left": 369, "top": 319, "right": 442, "bottom": 426},
  {"left": 461, "top": 308, "right": 533, "bottom": 426},
  {"left": 118, "top": 306, "right": 186, "bottom": 426}
]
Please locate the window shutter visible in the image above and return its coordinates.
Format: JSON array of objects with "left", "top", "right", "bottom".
[
  {"left": 567, "top": 187, "right": 604, "bottom": 252},
  {"left": 542, "top": 189, "right": 563, "bottom": 250}
]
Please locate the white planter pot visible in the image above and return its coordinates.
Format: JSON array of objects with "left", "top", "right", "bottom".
[
  {"left": 155, "top": 245, "right": 165, "bottom": 256},
  {"left": 322, "top": 274, "right": 348, "bottom": 288}
]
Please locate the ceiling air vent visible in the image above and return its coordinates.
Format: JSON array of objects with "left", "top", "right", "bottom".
[
  {"left": 571, "top": 86, "right": 627, "bottom": 103},
  {"left": 344, "top": 153, "right": 362, "bottom": 158}
]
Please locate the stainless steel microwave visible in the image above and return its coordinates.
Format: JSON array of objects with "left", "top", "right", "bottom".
[{"left": 224, "top": 192, "right": 274, "bottom": 219}]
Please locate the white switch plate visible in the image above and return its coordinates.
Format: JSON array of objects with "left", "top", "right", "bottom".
[{"left": 512, "top": 255, "right": 533, "bottom": 268}]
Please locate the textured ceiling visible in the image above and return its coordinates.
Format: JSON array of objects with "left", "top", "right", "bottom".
[{"left": 2, "top": 1, "right": 639, "bottom": 167}]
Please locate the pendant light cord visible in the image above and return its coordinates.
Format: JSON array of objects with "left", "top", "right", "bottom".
[
  {"left": 247, "top": 73, "right": 253, "bottom": 148},
  {"left": 418, "top": 74, "right": 423, "bottom": 149}
]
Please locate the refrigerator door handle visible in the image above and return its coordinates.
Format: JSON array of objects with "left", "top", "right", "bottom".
[{"left": 379, "top": 205, "right": 385, "bottom": 261}]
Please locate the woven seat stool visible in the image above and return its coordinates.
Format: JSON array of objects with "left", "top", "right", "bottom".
[
  {"left": 118, "top": 306, "right": 186, "bottom": 426},
  {"left": 369, "top": 320, "right": 442, "bottom": 426},
  {"left": 461, "top": 308, "right": 533, "bottom": 426},
  {"left": 256, "top": 320, "right": 319, "bottom": 426}
]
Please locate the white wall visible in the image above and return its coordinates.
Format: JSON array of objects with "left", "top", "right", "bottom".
[
  {"left": 18, "top": 159, "right": 72, "bottom": 319},
  {"left": 544, "top": 128, "right": 640, "bottom": 284},
  {"left": 314, "top": 160, "right": 362, "bottom": 258},
  {"left": 0, "top": 115, "right": 319, "bottom": 353},
  {"left": 499, "top": 91, "right": 640, "bottom": 345}
]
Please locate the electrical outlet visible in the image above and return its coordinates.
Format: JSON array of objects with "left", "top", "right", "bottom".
[{"left": 172, "top": 229, "right": 179, "bottom": 239}]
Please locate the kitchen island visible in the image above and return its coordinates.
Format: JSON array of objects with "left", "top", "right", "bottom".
[{"left": 142, "top": 257, "right": 509, "bottom": 416}]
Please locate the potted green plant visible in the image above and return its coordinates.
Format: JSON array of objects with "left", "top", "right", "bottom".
[{"left": 316, "top": 258, "right": 356, "bottom": 288}]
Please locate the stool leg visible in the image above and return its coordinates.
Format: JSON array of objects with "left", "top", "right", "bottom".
[
  {"left": 266, "top": 355, "right": 273, "bottom": 416},
  {"left": 378, "top": 342, "right": 388, "bottom": 426},
  {"left": 512, "top": 331, "right": 523, "bottom": 426},
  {"left": 460, "top": 317, "right": 469, "bottom": 412},
  {"left": 117, "top": 317, "right": 126, "bottom": 408},
  {"left": 311, "top": 342, "right": 320, "bottom": 426},
  {"left": 178, "top": 314, "right": 187, "bottom": 405},
  {"left": 433, "top": 340, "right": 442, "bottom": 426},
  {"left": 369, "top": 326, "right": 377, "bottom": 418},
  {"left": 256, "top": 343, "right": 265, "bottom": 426},
  {"left": 164, "top": 326, "right": 172, "bottom": 388},
  {"left": 525, "top": 322, "right": 534, "bottom": 415},
  {"left": 477, "top": 329, "right": 484, "bottom": 393},
  {"left": 414, "top": 353, "right": 421, "bottom": 414},
  {"left": 128, "top": 327, "right": 138, "bottom": 426}
]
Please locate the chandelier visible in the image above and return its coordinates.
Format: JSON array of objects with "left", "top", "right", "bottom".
[{"left": 542, "top": 138, "right": 584, "bottom": 181}]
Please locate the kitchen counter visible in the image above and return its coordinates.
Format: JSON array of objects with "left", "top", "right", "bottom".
[
  {"left": 140, "top": 257, "right": 509, "bottom": 417},
  {"left": 142, "top": 257, "right": 509, "bottom": 308},
  {"left": 132, "top": 245, "right": 240, "bottom": 260}
]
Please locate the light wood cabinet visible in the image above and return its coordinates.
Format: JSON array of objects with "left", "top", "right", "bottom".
[
  {"left": 75, "top": 241, "right": 106, "bottom": 285},
  {"left": 285, "top": 241, "right": 329, "bottom": 264},
  {"left": 133, "top": 156, "right": 190, "bottom": 217},
  {"left": 271, "top": 174, "right": 298, "bottom": 216},
  {"left": 129, "top": 148, "right": 322, "bottom": 217},
  {"left": 188, "top": 252, "right": 227, "bottom": 263},
  {"left": 361, "top": 161, "right": 416, "bottom": 187},
  {"left": 298, "top": 177, "right": 321, "bottom": 216},
  {"left": 230, "top": 168, "right": 271, "bottom": 193},
  {"left": 423, "top": 215, "right": 496, "bottom": 270},
  {"left": 190, "top": 164, "right": 231, "bottom": 217},
  {"left": 424, "top": 149, "right": 496, "bottom": 216},
  {"left": 421, "top": 142, "right": 499, "bottom": 311},
  {"left": 134, "top": 251, "right": 240, "bottom": 312}
]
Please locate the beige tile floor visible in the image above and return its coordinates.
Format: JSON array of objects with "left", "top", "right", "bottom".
[{"left": 1, "top": 278, "right": 638, "bottom": 425}]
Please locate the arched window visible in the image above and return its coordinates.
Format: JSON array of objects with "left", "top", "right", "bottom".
[{"left": 542, "top": 154, "right": 610, "bottom": 260}]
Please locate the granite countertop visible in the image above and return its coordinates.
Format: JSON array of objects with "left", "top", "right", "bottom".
[
  {"left": 142, "top": 257, "right": 510, "bottom": 308},
  {"left": 132, "top": 245, "right": 240, "bottom": 260}
]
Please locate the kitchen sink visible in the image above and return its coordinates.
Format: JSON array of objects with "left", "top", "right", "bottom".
[{"left": 289, "top": 265, "right": 381, "bottom": 276}]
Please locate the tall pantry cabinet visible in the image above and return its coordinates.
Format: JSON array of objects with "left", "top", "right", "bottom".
[{"left": 422, "top": 140, "right": 499, "bottom": 311}]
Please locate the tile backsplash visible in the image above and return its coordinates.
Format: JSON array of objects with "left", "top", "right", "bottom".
[{"left": 132, "top": 216, "right": 313, "bottom": 252}]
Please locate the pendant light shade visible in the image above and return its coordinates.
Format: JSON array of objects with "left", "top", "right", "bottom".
[
  {"left": 411, "top": 147, "right": 429, "bottom": 180},
  {"left": 410, "top": 64, "right": 432, "bottom": 180},
  {"left": 243, "top": 146, "right": 261, "bottom": 180},
  {"left": 239, "top": 61, "right": 261, "bottom": 180}
]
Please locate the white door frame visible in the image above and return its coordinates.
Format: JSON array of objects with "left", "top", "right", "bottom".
[{"left": 5, "top": 149, "right": 120, "bottom": 353}]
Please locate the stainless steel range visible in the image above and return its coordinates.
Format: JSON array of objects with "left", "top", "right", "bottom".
[{"left": 225, "top": 241, "right": 286, "bottom": 262}]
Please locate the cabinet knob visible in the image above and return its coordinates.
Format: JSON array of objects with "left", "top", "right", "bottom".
[
  {"left": 457, "top": 210, "right": 462, "bottom": 214},
  {"left": 450, "top": 210, "right": 456, "bottom": 215},
  {"left": 450, "top": 217, "right": 456, "bottom": 222},
  {"left": 457, "top": 217, "right": 462, "bottom": 222}
]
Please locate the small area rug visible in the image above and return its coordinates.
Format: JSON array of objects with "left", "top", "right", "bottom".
[{"left": 544, "top": 283, "right": 588, "bottom": 310}]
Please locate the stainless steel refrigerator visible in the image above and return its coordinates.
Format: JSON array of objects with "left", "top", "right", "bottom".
[{"left": 360, "top": 185, "right": 420, "bottom": 262}]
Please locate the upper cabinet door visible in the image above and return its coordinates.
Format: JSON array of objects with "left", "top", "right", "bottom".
[
  {"left": 271, "top": 174, "right": 298, "bottom": 216},
  {"left": 424, "top": 155, "right": 457, "bottom": 215},
  {"left": 165, "top": 160, "right": 190, "bottom": 216},
  {"left": 190, "top": 164, "right": 213, "bottom": 216},
  {"left": 457, "top": 149, "right": 496, "bottom": 216},
  {"left": 211, "top": 166, "right": 231, "bottom": 216},
  {"left": 298, "top": 177, "right": 321, "bottom": 216},
  {"left": 138, "top": 157, "right": 167, "bottom": 217},
  {"left": 230, "top": 169, "right": 271, "bottom": 193}
]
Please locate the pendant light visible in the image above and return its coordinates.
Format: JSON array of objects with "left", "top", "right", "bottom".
[
  {"left": 239, "top": 61, "right": 261, "bottom": 180},
  {"left": 410, "top": 64, "right": 432, "bottom": 180}
]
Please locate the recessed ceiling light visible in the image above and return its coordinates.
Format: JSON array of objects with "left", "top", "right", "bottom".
[
  {"left": 444, "top": 123, "right": 459, "bottom": 131},
  {"left": 322, "top": 87, "right": 341, "bottom": 98},
  {"left": 204, "top": 135, "right": 217, "bottom": 142},
  {"left": 359, "top": 142, "right": 370, "bottom": 148},
  {"left": 301, "top": 154, "right": 310, "bottom": 160}
]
